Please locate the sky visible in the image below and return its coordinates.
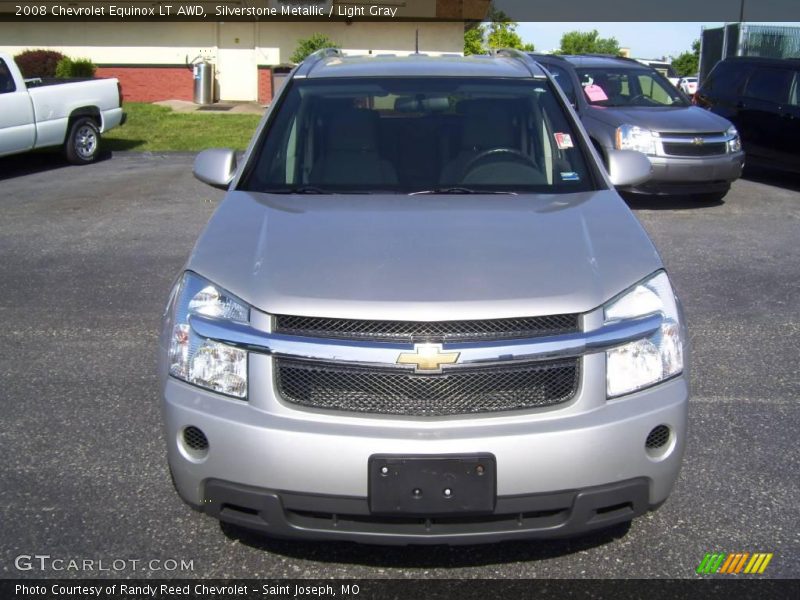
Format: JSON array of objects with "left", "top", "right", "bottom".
[{"left": 515, "top": 22, "right": 800, "bottom": 59}]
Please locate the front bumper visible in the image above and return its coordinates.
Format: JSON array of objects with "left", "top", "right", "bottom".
[
  {"left": 619, "top": 151, "right": 745, "bottom": 196},
  {"left": 201, "top": 477, "right": 651, "bottom": 545},
  {"left": 162, "top": 368, "right": 689, "bottom": 543}
]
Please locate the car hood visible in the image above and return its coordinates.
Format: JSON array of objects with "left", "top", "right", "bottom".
[
  {"left": 589, "top": 105, "right": 733, "bottom": 133},
  {"left": 186, "top": 190, "right": 662, "bottom": 321}
]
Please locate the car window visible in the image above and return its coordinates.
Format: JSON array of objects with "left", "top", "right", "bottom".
[
  {"left": 576, "top": 67, "right": 688, "bottom": 107},
  {"left": 744, "top": 68, "right": 793, "bottom": 104},
  {"left": 791, "top": 72, "right": 800, "bottom": 106},
  {"left": 0, "top": 59, "right": 16, "bottom": 94},
  {"left": 241, "top": 77, "right": 597, "bottom": 194},
  {"left": 703, "top": 61, "right": 750, "bottom": 95},
  {"left": 543, "top": 63, "right": 576, "bottom": 105}
]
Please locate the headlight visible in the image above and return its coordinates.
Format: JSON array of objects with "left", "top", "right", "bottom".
[
  {"left": 166, "top": 272, "right": 249, "bottom": 398},
  {"left": 726, "top": 126, "right": 741, "bottom": 153},
  {"left": 604, "top": 271, "right": 683, "bottom": 398},
  {"left": 615, "top": 124, "right": 658, "bottom": 156}
]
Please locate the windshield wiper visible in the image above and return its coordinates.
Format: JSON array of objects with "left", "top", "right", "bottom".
[
  {"left": 409, "top": 187, "right": 517, "bottom": 195},
  {"left": 265, "top": 185, "right": 335, "bottom": 194}
]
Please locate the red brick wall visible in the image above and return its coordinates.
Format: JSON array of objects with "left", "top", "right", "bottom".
[
  {"left": 95, "top": 66, "right": 195, "bottom": 103},
  {"left": 258, "top": 67, "right": 273, "bottom": 105}
]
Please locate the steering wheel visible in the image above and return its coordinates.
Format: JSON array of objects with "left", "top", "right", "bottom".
[
  {"left": 461, "top": 148, "right": 537, "bottom": 180},
  {"left": 627, "top": 94, "right": 650, "bottom": 105}
]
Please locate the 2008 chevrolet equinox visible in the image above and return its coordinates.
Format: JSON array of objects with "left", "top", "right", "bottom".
[{"left": 159, "top": 48, "right": 689, "bottom": 545}]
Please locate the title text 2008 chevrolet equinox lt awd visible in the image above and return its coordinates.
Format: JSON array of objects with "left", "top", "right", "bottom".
[{"left": 159, "top": 49, "right": 689, "bottom": 545}]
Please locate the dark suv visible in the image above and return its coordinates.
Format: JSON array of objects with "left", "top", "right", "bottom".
[
  {"left": 531, "top": 54, "right": 744, "bottom": 201},
  {"left": 695, "top": 57, "right": 800, "bottom": 173}
]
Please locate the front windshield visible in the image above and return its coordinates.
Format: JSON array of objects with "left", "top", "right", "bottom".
[
  {"left": 576, "top": 67, "right": 688, "bottom": 108},
  {"left": 241, "top": 77, "right": 596, "bottom": 194}
]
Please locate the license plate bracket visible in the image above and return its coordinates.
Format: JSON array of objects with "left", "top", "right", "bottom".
[{"left": 368, "top": 454, "right": 496, "bottom": 515}]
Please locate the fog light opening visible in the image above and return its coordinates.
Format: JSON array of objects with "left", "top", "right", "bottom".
[
  {"left": 181, "top": 426, "right": 209, "bottom": 461},
  {"left": 645, "top": 424, "right": 672, "bottom": 459}
]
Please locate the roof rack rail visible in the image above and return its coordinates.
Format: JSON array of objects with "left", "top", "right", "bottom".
[
  {"left": 489, "top": 48, "right": 546, "bottom": 78},
  {"left": 295, "top": 47, "right": 344, "bottom": 78},
  {"left": 527, "top": 52, "right": 569, "bottom": 62},
  {"left": 569, "top": 53, "right": 642, "bottom": 64}
]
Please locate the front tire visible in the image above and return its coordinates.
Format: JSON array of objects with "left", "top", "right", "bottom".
[{"left": 64, "top": 117, "right": 101, "bottom": 165}]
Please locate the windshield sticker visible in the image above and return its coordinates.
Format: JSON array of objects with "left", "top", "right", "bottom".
[
  {"left": 560, "top": 171, "right": 580, "bottom": 181},
  {"left": 583, "top": 84, "right": 608, "bottom": 102},
  {"left": 554, "top": 133, "right": 574, "bottom": 150}
]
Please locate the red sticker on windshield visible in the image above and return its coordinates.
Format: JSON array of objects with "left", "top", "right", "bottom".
[{"left": 554, "top": 133, "right": 574, "bottom": 150}]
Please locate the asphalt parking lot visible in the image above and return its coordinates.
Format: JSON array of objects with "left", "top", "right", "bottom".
[{"left": 0, "top": 152, "right": 798, "bottom": 579}]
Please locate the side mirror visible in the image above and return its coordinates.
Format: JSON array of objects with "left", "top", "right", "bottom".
[
  {"left": 193, "top": 148, "right": 237, "bottom": 189},
  {"left": 606, "top": 149, "right": 653, "bottom": 187}
]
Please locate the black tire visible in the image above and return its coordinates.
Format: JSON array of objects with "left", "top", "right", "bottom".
[{"left": 64, "top": 117, "right": 100, "bottom": 165}]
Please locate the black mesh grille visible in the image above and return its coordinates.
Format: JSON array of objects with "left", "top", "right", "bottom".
[
  {"left": 645, "top": 425, "right": 670, "bottom": 449},
  {"left": 275, "top": 359, "right": 579, "bottom": 416},
  {"left": 274, "top": 314, "right": 580, "bottom": 343},
  {"left": 662, "top": 142, "right": 727, "bottom": 157},
  {"left": 183, "top": 426, "right": 209, "bottom": 451}
]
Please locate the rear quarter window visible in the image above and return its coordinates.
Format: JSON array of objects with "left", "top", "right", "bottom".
[{"left": 790, "top": 72, "right": 800, "bottom": 106}]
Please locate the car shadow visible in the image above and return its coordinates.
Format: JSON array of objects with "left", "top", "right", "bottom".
[
  {"left": 219, "top": 520, "right": 631, "bottom": 568},
  {"left": 0, "top": 149, "right": 120, "bottom": 181},
  {"left": 741, "top": 164, "right": 800, "bottom": 193},
  {"left": 620, "top": 192, "right": 725, "bottom": 211}
]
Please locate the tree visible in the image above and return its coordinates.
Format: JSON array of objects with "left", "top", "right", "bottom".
[
  {"left": 14, "top": 49, "right": 65, "bottom": 78},
  {"left": 671, "top": 39, "right": 700, "bottom": 76},
  {"left": 291, "top": 33, "right": 341, "bottom": 64},
  {"left": 464, "top": 25, "right": 485, "bottom": 56},
  {"left": 463, "top": 6, "right": 534, "bottom": 55},
  {"left": 55, "top": 57, "right": 97, "bottom": 78},
  {"left": 485, "top": 9, "right": 534, "bottom": 52},
  {"left": 557, "top": 30, "right": 621, "bottom": 56}
]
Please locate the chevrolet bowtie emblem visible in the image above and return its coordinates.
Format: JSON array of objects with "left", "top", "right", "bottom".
[
  {"left": 692, "top": 137, "right": 705, "bottom": 145},
  {"left": 397, "top": 344, "right": 460, "bottom": 372}
]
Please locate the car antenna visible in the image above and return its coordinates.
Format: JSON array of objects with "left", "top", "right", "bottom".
[{"left": 415, "top": 29, "right": 419, "bottom": 54}]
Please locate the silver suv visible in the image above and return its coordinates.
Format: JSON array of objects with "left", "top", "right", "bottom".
[
  {"left": 531, "top": 54, "right": 744, "bottom": 202},
  {"left": 159, "top": 49, "right": 689, "bottom": 544}
]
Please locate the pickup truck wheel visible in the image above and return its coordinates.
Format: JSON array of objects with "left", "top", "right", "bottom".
[{"left": 65, "top": 117, "right": 100, "bottom": 165}]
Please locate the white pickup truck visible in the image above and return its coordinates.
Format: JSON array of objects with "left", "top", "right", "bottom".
[{"left": 0, "top": 52, "right": 124, "bottom": 164}]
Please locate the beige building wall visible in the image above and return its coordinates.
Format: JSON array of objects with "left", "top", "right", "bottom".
[{"left": 0, "top": 21, "right": 464, "bottom": 100}]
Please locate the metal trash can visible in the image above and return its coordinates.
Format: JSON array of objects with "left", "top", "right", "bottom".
[{"left": 193, "top": 61, "right": 214, "bottom": 105}]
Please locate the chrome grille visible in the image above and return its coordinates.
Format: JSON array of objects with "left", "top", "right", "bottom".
[
  {"left": 273, "top": 314, "right": 580, "bottom": 343},
  {"left": 275, "top": 358, "right": 580, "bottom": 416}
]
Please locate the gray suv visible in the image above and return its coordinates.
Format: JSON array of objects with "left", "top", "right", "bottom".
[
  {"left": 159, "top": 49, "right": 689, "bottom": 544},
  {"left": 532, "top": 54, "right": 744, "bottom": 201}
]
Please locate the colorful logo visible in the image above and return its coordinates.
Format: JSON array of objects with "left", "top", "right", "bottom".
[{"left": 696, "top": 552, "right": 774, "bottom": 575}]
